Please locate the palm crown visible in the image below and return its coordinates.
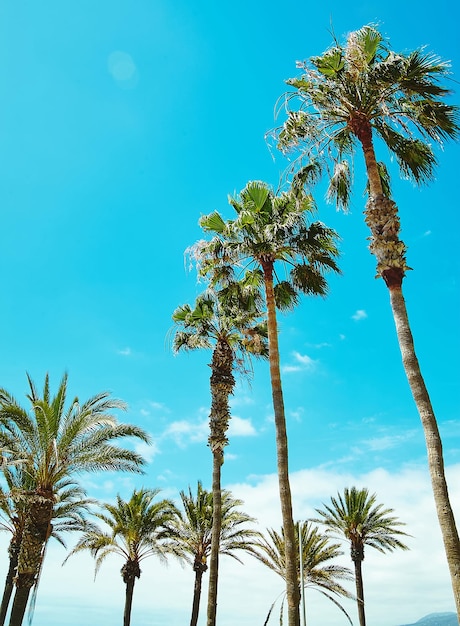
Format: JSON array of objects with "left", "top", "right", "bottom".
[
  {"left": 0, "top": 373, "right": 150, "bottom": 492},
  {"left": 199, "top": 181, "right": 340, "bottom": 304},
  {"left": 276, "top": 25, "right": 459, "bottom": 207},
  {"left": 314, "top": 487, "right": 409, "bottom": 562}
]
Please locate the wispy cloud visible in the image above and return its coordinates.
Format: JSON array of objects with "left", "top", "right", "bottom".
[
  {"left": 363, "top": 431, "right": 417, "bottom": 451},
  {"left": 135, "top": 440, "right": 160, "bottom": 463},
  {"left": 282, "top": 351, "right": 317, "bottom": 374},
  {"left": 117, "top": 347, "right": 132, "bottom": 356},
  {"left": 163, "top": 418, "right": 208, "bottom": 447},
  {"left": 352, "top": 309, "right": 368, "bottom": 321}
]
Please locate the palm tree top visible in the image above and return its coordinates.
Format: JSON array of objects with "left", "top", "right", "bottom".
[
  {"left": 274, "top": 24, "right": 459, "bottom": 205},
  {"left": 0, "top": 373, "right": 151, "bottom": 492},
  {"left": 196, "top": 181, "right": 341, "bottom": 307},
  {"left": 65, "top": 487, "right": 180, "bottom": 575},
  {"left": 314, "top": 486, "right": 410, "bottom": 554},
  {"left": 170, "top": 481, "right": 262, "bottom": 566}
]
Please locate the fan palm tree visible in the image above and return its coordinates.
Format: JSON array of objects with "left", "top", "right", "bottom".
[
  {"left": 198, "top": 181, "right": 340, "bottom": 626},
  {"left": 0, "top": 468, "right": 94, "bottom": 626},
  {"left": 276, "top": 25, "right": 460, "bottom": 615},
  {"left": 65, "top": 488, "right": 179, "bottom": 626},
  {"left": 170, "top": 481, "right": 262, "bottom": 626},
  {"left": 313, "top": 487, "right": 409, "bottom": 626},
  {"left": 172, "top": 281, "right": 268, "bottom": 626},
  {"left": 252, "top": 521, "right": 354, "bottom": 625},
  {"left": 0, "top": 372, "right": 150, "bottom": 626}
]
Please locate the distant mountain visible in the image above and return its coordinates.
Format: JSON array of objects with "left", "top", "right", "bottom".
[{"left": 399, "top": 613, "right": 458, "bottom": 626}]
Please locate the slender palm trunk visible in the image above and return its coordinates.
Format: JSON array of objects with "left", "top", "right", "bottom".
[
  {"left": 352, "top": 558, "right": 366, "bottom": 626},
  {"left": 206, "top": 340, "right": 234, "bottom": 626},
  {"left": 357, "top": 129, "right": 460, "bottom": 617},
  {"left": 0, "top": 542, "right": 20, "bottom": 626},
  {"left": 262, "top": 259, "right": 300, "bottom": 626},
  {"left": 8, "top": 493, "right": 53, "bottom": 626},
  {"left": 207, "top": 451, "right": 222, "bottom": 626},
  {"left": 190, "top": 565, "right": 206, "bottom": 626},
  {"left": 123, "top": 577, "right": 135, "bottom": 626}
]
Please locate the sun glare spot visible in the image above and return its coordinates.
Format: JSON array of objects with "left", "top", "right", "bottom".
[{"left": 108, "top": 51, "right": 138, "bottom": 88}]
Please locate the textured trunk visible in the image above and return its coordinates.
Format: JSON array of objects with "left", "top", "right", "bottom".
[
  {"left": 0, "top": 542, "right": 20, "bottom": 626},
  {"left": 206, "top": 340, "right": 234, "bottom": 626},
  {"left": 358, "top": 130, "right": 460, "bottom": 618},
  {"left": 353, "top": 557, "right": 366, "bottom": 626},
  {"left": 123, "top": 577, "right": 135, "bottom": 626},
  {"left": 388, "top": 284, "right": 460, "bottom": 616},
  {"left": 121, "top": 559, "right": 140, "bottom": 626},
  {"left": 8, "top": 492, "right": 53, "bottom": 626},
  {"left": 262, "top": 260, "right": 300, "bottom": 626},
  {"left": 190, "top": 566, "right": 205, "bottom": 626},
  {"left": 206, "top": 451, "right": 222, "bottom": 626}
]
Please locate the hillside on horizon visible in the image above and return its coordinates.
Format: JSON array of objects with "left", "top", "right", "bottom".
[{"left": 400, "top": 613, "right": 459, "bottom": 626}]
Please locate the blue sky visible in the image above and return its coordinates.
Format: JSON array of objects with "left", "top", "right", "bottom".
[{"left": 0, "top": 1, "right": 459, "bottom": 625}]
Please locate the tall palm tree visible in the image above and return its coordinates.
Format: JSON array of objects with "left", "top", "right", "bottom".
[
  {"left": 172, "top": 281, "right": 267, "bottom": 626},
  {"left": 169, "top": 481, "right": 262, "bottom": 626},
  {"left": 0, "top": 468, "right": 94, "bottom": 626},
  {"left": 65, "top": 488, "right": 179, "bottom": 626},
  {"left": 252, "top": 521, "right": 354, "bottom": 625},
  {"left": 275, "top": 25, "right": 460, "bottom": 615},
  {"left": 313, "top": 487, "right": 409, "bottom": 626},
  {"left": 198, "top": 181, "right": 340, "bottom": 626},
  {"left": 0, "top": 372, "right": 150, "bottom": 626}
]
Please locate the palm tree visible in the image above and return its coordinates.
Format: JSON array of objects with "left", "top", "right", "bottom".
[
  {"left": 0, "top": 372, "right": 150, "bottom": 626},
  {"left": 0, "top": 468, "right": 94, "bottom": 626},
  {"left": 170, "top": 481, "right": 262, "bottom": 626},
  {"left": 172, "top": 281, "right": 267, "bottom": 626},
  {"left": 313, "top": 487, "right": 409, "bottom": 626},
  {"left": 252, "top": 521, "right": 353, "bottom": 625},
  {"left": 198, "top": 181, "right": 340, "bottom": 626},
  {"left": 65, "top": 488, "right": 179, "bottom": 626},
  {"left": 275, "top": 25, "right": 460, "bottom": 615}
]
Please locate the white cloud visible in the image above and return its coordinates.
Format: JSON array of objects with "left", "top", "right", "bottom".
[
  {"left": 134, "top": 440, "right": 160, "bottom": 463},
  {"left": 282, "top": 351, "right": 317, "bottom": 374},
  {"left": 228, "top": 416, "right": 257, "bottom": 437},
  {"left": 363, "top": 431, "right": 417, "bottom": 451},
  {"left": 163, "top": 418, "right": 208, "bottom": 447},
  {"left": 423, "top": 230, "right": 432, "bottom": 237},
  {"left": 117, "top": 347, "right": 132, "bottom": 356},
  {"left": 352, "top": 309, "right": 368, "bottom": 321}
]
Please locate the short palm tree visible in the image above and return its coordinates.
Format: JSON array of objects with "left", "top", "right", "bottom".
[
  {"left": 65, "top": 488, "right": 180, "bottom": 626},
  {"left": 314, "top": 487, "right": 409, "bottom": 626},
  {"left": 0, "top": 372, "right": 150, "bottom": 626},
  {"left": 252, "top": 521, "right": 353, "bottom": 625},
  {"left": 172, "top": 281, "right": 267, "bottom": 626},
  {"left": 275, "top": 25, "right": 460, "bottom": 616},
  {"left": 0, "top": 468, "right": 94, "bottom": 626},
  {"left": 170, "top": 481, "right": 262, "bottom": 626},
  {"left": 198, "top": 181, "right": 340, "bottom": 626}
]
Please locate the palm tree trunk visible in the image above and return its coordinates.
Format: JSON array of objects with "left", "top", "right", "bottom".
[
  {"left": 358, "top": 131, "right": 460, "bottom": 618},
  {"left": 190, "top": 566, "right": 205, "bottom": 626},
  {"left": 388, "top": 284, "right": 460, "bottom": 615},
  {"left": 0, "top": 542, "right": 20, "bottom": 626},
  {"left": 206, "top": 339, "right": 234, "bottom": 626},
  {"left": 207, "top": 451, "right": 222, "bottom": 626},
  {"left": 123, "top": 577, "right": 136, "bottom": 626},
  {"left": 8, "top": 493, "right": 53, "bottom": 626},
  {"left": 262, "top": 260, "right": 300, "bottom": 626},
  {"left": 7, "top": 586, "right": 30, "bottom": 626},
  {"left": 353, "top": 559, "right": 366, "bottom": 626}
]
